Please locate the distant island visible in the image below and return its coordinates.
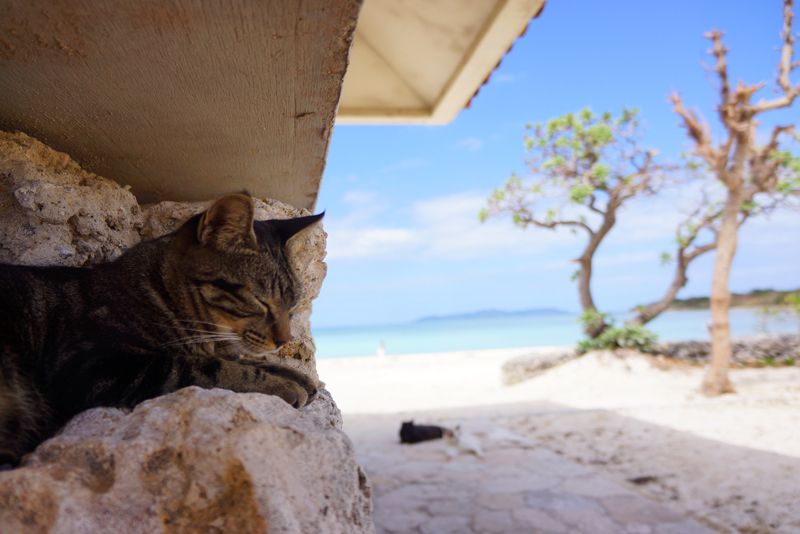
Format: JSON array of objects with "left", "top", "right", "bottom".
[
  {"left": 669, "top": 288, "right": 800, "bottom": 311},
  {"left": 415, "top": 308, "right": 570, "bottom": 323}
]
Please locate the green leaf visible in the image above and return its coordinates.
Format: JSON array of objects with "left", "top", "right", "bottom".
[
  {"left": 568, "top": 184, "right": 595, "bottom": 203},
  {"left": 543, "top": 155, "right": 566, "bottom": 170},
  {"left": 590, "top": 163, "right": 610, "bottom": 180},
  {"left": 587, "top": 124, "right": 613, "bottom": 145},
  {"left": 579, "top": 108, "right": 595, "bottom": 123},
  {"left": 524, "top": 137, "right": 535, "bottom": 151}
]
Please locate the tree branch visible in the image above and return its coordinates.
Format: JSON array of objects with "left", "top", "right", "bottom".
[
  {"left": 515, "top": 214, "right": 594, "bottom": 236},
  {"left": 753, "top": 0, "right": 800, "bottom": 113},
  {"left": 669, "top": 91, "right": 722, "bottom": 171},
  {"left": 705, "top": 29, "right": 732, "bottom": 126}
]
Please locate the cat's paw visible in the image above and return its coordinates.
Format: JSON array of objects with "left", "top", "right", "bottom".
[{"left": 276, "top": 378, "right": 317, "bottom": 409}]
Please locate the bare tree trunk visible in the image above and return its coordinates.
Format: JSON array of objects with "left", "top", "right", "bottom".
[
  {"left": 577, "top": 255, "right": 605, "bottom": 338},
  {"left": 577, "top": 207, "right": 617, "bottom": 338},
  {"left": 701, "top": 197, "right": 740, "bottom": 396}
]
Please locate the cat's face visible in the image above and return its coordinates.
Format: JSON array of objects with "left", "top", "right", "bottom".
[{"left": 170, "top": 194, "right": 322, "bottom": 358}]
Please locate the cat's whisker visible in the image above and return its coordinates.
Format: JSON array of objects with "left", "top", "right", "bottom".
[
  {"left": 161, "top": 334, "right": 241, "bottom": 348},
  {"left": 174, "top": 319, "right": 236, "bottom": 331}
]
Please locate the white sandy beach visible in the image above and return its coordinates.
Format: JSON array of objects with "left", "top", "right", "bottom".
[{"left": 317, "top": 347, "right": 800, "bottom": 533}]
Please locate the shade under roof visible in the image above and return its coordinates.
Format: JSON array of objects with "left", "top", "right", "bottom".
[{"left": 0, "top": 0, "right": 545, "bottom": 210}]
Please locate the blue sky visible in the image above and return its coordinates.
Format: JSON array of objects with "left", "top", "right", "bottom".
[{"left": 312, "top": 0, "right": 800, "bottom": 328}]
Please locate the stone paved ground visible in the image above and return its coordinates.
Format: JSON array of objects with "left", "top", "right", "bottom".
[{"left": 345, "top": 418, "right": 718, "bottom": 534}]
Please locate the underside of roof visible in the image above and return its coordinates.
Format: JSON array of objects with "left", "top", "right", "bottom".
[{"left": 337, "top": 0, "right": 546, "bottom": 125}]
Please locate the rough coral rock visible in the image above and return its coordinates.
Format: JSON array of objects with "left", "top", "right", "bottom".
[
  {"left": 653, "top": 333, "right": 800, "bottom": 366},
  {"left": 501, "top": 348, "right": 578, "bottom": 385},
  {"left": 0, "top": 387, "right": 374, "bottom": 534},
  {"left": 0, "top": 129, "right": 327, "bottom": 382},
  {"left": 0, "top": 130, "right": 143, "bottom": 266}
]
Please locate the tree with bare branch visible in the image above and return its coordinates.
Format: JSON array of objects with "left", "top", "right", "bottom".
[
  {"left": 480, "top": 108, "right": 674, "bottom": 338},
  {"left": 627, "top": 190, "right": 719, "bottom": 327},
  {"left": 669, "top": 0, "right": 800, "bottom": 396}
]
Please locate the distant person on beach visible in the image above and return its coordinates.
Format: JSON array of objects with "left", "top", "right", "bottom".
[{"left": 377, "top": 341, "right": 386, "bottom": 357}]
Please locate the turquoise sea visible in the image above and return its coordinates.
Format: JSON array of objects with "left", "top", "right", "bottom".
[{"left": 311, "top": 308, "right": 798, "bottom": 359}]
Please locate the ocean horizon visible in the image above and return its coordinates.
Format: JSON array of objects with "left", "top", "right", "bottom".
[{"left": 311, "top": 308, "right": 799, "bottom": 359}]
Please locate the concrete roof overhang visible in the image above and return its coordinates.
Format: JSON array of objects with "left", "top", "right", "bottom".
[
  {"left": 338, "top": 0, "right": 547, "bottom": 125},
  {"left": 0, "top": 0, "right": 544, "bottom": 210}
]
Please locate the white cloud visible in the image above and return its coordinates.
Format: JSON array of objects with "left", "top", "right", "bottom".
[
  {"left": 457, "top": 137, "right": 484, "bottom": 151},
  {"left": 341, "top": 190, "right": 378, "bottom": 206},
  {"left": 594, "top": 250, "right": 661, "bottom": 268},
  {"left": 323, "top": 189, "right": 582, "bottom": 262},
  {"left": 326, "top": 227, "right": 417, "bottom": 260}
]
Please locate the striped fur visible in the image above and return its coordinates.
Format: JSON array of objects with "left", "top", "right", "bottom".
[{"left": 0, "top": 194, "right": 322, "bottom": 466}]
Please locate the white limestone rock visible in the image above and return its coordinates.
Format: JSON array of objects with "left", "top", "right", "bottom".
[
  {"left": 0, "top": 130, "right": 143, "bottom": 266},
  {"left": 0, "top": 387, "right": 374, "bottom": 534}
]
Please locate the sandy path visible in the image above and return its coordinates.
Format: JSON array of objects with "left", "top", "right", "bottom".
[{"left": 317, "top": 349, "right": 800, "bottom": 533}]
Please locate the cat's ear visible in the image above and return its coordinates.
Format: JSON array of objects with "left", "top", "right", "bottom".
[
  {"left": 196, "top": 194, "right": 257, "bottom": 250},
  {"left": 268, "top": 212, "right": 324, "bottom": 246}
]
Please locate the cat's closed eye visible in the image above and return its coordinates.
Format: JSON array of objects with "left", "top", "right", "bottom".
[{"left": 208, "top": 278, "right": 243, "bottom": 294}]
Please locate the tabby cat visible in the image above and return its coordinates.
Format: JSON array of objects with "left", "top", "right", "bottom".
[{"left": 0, "top": 193, "right": 322, "bottom": 466}]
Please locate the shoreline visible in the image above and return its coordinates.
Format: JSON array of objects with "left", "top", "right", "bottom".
[{"left": 312, "top": 308, "right": 798, "bottom": 360}]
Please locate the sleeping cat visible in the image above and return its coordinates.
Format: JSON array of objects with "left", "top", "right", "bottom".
[{"left": 0, "top": 193, "right": 322, "bottom": 466}]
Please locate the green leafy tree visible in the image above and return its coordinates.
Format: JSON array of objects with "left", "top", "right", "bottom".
[
  {"left": 668, "top": 0, "right": 800, "bottom": 395},
  {"left": 480, "top": 108, "right": 674, "bottom": 337},
  {"left": 577, "top": 311, "right": 658, "bottom": 354}
]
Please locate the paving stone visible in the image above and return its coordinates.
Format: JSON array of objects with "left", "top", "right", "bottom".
[
  {"left": 481, "top": 474, "right": 561, "bottom": 494},
  {"left": 373, "top": 508, "right": 430, "bottom": 533},
  {"left": 386, "top": 460, "right": 444, "bottom": 483},
  {"left": 522, "top": 449, "right": 594, "bottom": 477},
  {"left": 440, "top": 469, "right": 494, "bottom": 485},
  {"left": 373, "top": 493, "right": 428, "bottom": 513},
  {"left": 526, "top": 491, "right": 605, "bottom": 513},
  {"left": 441, "top": 456, "right": 484, "bottom": 472},
  {"left": 405, "top": 449, "right": 449, "bottom": 462},
  {"left": 484, "top": 447, "right": 529, "bottom": 465},
  {"left": 600, "top": 496, "right": 684, "bottom": 524},
  {"left": 427, "top": 498, "right": 475, "bottom": 516},
  {"left": 554, "top": 509, "right": 620, "bottom": 534},
  {"left": 366, "top": 474, "right": 403, "bottom": 489},
  {"left": 420, "top": 515, "right": 472, "bottom": 534},
  {"left": 558, "top": 475, "right": 636, "bottom": 498},
  {"left": 477, "top": 462, "right": 541, "bottom": 478},
  {"left": 475, "top": 492, "right": 526, "bottom": 511},
  {"left": 512, "top": 508, "right": 569, "bottom": 533},
  {"left": 351, "top": 423, "right": 715, "bottom": 534},
  {"left": 654, "top": 520, "right": 719, "bottom": 534},
  {"left": 472, "top": 510, "right": 515, "bottom": 534},
  {"left": 379, "top": 483, "right": 459, "bottom": 502}
]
